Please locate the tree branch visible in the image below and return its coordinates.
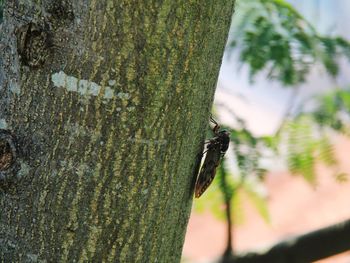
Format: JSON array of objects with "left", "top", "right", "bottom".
[{"left": 229, "top": 218, "right": 350, "bottom": 263}]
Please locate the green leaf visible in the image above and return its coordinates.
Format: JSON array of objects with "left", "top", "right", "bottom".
[
  {"left": 229, "top": 0, "right": 350, "bottom": 85},
  {"left": 317, "top": 136, "right": 337, "bottom": 166}
]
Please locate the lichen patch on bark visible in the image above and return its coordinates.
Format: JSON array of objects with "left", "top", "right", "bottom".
[
  {"left": 0, "top": 119, "right": 8, "bottom": 129},
  {"left": 51, "top": 71, "right": 130, "bottom": 101}
]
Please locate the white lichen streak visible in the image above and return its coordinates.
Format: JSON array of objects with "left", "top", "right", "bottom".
[
  {"left": 0, "top": 119, "right": 8, "bottom": 129},
  {"left": 9, "top": 80, "right": 21, "bottom": 95},
  {"left": 51, "top": 71, "right": 130, "bottom": 101}
]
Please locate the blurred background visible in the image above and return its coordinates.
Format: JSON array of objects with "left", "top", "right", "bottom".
[{"left": 182, "top": 0, "right": 350, "bottom": 262}]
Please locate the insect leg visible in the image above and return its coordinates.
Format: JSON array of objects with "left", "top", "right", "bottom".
[
  {"left": 209, "top": 115, "right": 220, "bottom": 134},
  {"left": 209, "top": 115, "right": 218, "bottom": 126}
]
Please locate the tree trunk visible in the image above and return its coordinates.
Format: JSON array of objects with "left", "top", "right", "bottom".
[{"left": 0, "top": 1, "right": 235, "bottom": 262}]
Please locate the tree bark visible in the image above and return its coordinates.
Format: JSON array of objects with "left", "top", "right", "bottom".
[
  {"left": 230, "top": 218, "right": 350, "bottom": 263},
  {"left": 0, "top": 1, "right": 235, "bottom": 262}
]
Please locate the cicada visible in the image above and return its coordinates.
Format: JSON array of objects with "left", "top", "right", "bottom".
[{"left": 195, "top": 116, "right": 230, "bottom": 198}]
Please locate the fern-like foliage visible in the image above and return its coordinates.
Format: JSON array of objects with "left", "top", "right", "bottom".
[
  {"left": 229, "top": 0, "right": 350, "bottom": 85},
  {"left": 277, "top": 87, "right": 350, "bottom": 184},
  {"left": 284, "top": 88, "right": 350, "bottom": 183},
  {"left": 310, "top": 88, "right": 350, "bottom": 134},
  {"left": 280, "top": 116, "right": 339, "bottom": 185}
]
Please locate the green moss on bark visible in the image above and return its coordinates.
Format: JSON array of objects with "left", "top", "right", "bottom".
[{"left": 0, "top": 0, "right": 235, "bottom": 262}]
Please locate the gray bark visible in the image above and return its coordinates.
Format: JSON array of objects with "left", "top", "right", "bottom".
[{"left": 0, "top": 1, "right": 235, "bottom": 262}]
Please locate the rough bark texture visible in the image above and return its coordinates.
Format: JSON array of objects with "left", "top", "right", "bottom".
[{"left": 0, "top": 1, "right": 235, "bottom": 262}]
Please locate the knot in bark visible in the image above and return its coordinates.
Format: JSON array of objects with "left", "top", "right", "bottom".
[
  {"left": 16, "top": 23, "right": 52, "bottom": 68},
  {"left": 0, "top": 129, "right": 19, "bottom": 181}
]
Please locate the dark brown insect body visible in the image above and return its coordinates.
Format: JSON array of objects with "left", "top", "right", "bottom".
[{"left": 195, "top": 117, "right": 230, "bottom": 198}]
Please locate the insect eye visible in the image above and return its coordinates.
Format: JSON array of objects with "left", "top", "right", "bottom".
[{"left": 219, "top": 130, "right": 229, "bottom": 135}]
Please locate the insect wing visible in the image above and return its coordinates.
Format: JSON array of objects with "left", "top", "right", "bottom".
[{"left": 195, "top": 143, "right": 222, "bottom": 198}]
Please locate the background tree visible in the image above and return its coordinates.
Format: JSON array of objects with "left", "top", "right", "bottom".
[
  {"left": 193, "top": 0, "right": 350, "bottom": 262},
  {"left": 0, "top": 1, "right": 235, "bottom": 262}
]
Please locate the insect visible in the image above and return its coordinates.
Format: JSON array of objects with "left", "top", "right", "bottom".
[{"left": 195, "top": 116, "right": 230, "bottom": 198}]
